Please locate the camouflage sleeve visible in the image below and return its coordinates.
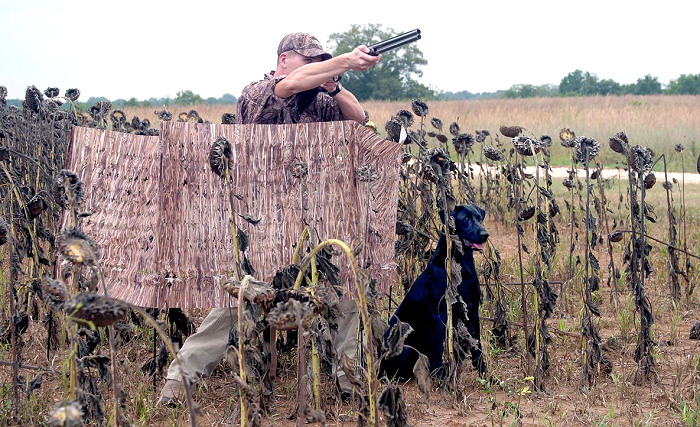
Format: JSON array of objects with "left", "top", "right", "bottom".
[{"left": 235, "top": 76, "right": 292, "bottom": 124}]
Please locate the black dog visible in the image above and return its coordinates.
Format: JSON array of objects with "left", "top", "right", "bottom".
[{"left": 382, "top": 204, "right": 489, "bottom": 379}]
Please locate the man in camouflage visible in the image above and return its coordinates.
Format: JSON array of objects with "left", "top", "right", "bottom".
[{"left": 159, "top": 32, "right": 381, "bottom": 406}]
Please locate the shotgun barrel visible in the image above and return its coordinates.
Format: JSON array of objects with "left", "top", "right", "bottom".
[{"left": 367, "top": 29, "right": 421, "bottom": 56}]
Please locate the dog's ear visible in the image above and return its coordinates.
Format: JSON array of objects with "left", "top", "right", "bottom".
[{"left": 477, "top": 205, "right": 486, "bottom": 220}]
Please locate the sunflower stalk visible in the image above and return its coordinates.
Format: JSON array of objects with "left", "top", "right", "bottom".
[{"left": 294, "top": 239, "right": 378, "bottom": 427}]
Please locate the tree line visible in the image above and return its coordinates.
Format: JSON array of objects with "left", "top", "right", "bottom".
[{"left": 501, "top": 70, "right": 700, "bottom": 99}]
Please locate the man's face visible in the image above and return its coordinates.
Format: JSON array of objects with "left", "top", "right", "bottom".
[{"left": 282, "top": 51, "right": 324, "bottom": 73}]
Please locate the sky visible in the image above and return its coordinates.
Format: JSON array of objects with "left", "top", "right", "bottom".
[{"left": 2, "top": 0, "right": 698, "bottom": 102}]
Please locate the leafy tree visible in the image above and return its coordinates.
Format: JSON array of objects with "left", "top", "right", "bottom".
[
  {"left": 666, "top": 74, "right": 700, "bottom": 94},
  {"left": 326, "top": 24, "right": 434, "bottom": 101},
  {"left": 625, "top": 75, "right": 662, "bottom": 95},
  {"left": 174, "top": 89, "right": 203, "bottom": 105},
  {"left": 559, "top": 70, "right": 586, "bottom": 95},
  {"left": 504, "top": 84, "right": 558, "bottom": 98},
  {"left": 596, "top": 78, "right": 622, "bottom": 95}
]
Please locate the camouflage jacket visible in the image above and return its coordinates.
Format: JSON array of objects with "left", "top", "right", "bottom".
[{"left": 235, "top": 72, "right": 345, "bottom": 124}]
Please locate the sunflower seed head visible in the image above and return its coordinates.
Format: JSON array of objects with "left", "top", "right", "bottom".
[
  {"left": 64, "top": 293, "right": 128, "bottom": 327},
  {"left": 574, "top": 137, "right": 600, "bottom": 164},
  {"left": 674, "top": 143, "right": 685, "bottom": 153},
  {"left": 452, "top": 133, "right": 475, "bottom": 155},
  {"left": 57, "top": 229, "right": 99, "bottom": 266},
  {"left": 208, "top": 136, "right": 233, "bottom": 177},
  {"left": 608, "top": 131, "right": 629, "bottom": 154},
  {"left": 390, "top": 110, "right": 412, "bottom": 128},
  {"left": 628, "top": 145, "right": 653, "bottom": 173},
  {"left": 0, "top": 86, "right": 7, "bottom": 100},
  {"left": 385, "top": 117, "right": 406, "bottom": 143},
  {"left": 644, "top": 172, "right": 657, "bottom": 189},
  {"left": 500, "top": 125, "right": 522, "bottom": 138},
  {"left": 449, "top": 122, "right": 460, "bottom": 136},
  {"left": 155, "top": 109, "right": 173, "bottom": 121},
  {"left": 44, "top": 87, "right": 60, "bottom": 98},
  {"left": 411, "top": 99, "right": 429, "bottom": 117},
  {"left": 512, "top": 136, "right": 538, "bottom": 156},
  {"left": 430, "top": 117, "right": 443, "bottom": 131},
  {"left": 221, "top": 112, "right": 236, "bottom": 124},
  {"left": 24, "top": 85, "right": 44, "bottom": 113},
  {"left": 65, "top": 88, "right": 80, "bottom": 102},
  {"left": 483, "top": 146, "right": 504, "bottom": 161},
  {"left": 608, "top": 231, "right": 624, "bottom": 243},
  {"left": 559, "top": 128, "right": 576, "bottom": 144},
  {"left": 41, "top": 276, "right": 70, "bottom": 310}
]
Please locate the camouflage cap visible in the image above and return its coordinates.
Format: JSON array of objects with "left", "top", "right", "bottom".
[{"left": 277, "top": 32, "right": 332, "bottom": 61}]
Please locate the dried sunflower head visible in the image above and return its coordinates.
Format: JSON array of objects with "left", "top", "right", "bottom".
[
  {"left": 449, "top": 122, "right": 460, "bottom": 136},
  {"left": 110, "top": 110, "right": 126, "bottom": 124},
  {"left": 41, "top": 276, "right": 70, "bottom": 310},
  {"left": 209, "top": 136, "right": 233, "bottom": 177},
  {"left": 155, "top": 109, "right": 173, "bottom": 121},
  {"left": 574, "top": 137, "right": 600, "bottom": 164},
  {"left": 47, "top": 400, "right": 83, "bottom": 427},
  {"left": 628, "top": 145, "right": 653, "bottom": 174},
  {"left": 65, "top": 88, "right": 80, "bottom": 102},
  {"left": 499, "top": 125, "right": 522, "bottom": 138},
  {"left": 608, "top": 230, "right": 624, "bottom": 243},
  {"left": 57, "top": 229, "right": 99, "bottom": 266},
  {"left": 540, "top": 135, "right": 552, "bottom": 146},
  {"left": 483, "top": 146, "right": 504, "bottom": 161},
  {"left": 644, "top": 172, "right": 656, "bottom": 189},
  {"left": 430, "top": 117, "right": 443, "bottom": 131},
  {"left": 44, "top": 87, "right": 60, "bottom": 98},
  {"left": 511, "top": 136, "right": 540, "bottom": 156},
  {"left": 395, "top": 109, "right": 414, "bottom": 127},
  {"left": 559, "top": 128, "right": 576, "bottom": 145},
  {"left": 452, "top": 133, "right": 475, "bottom": 155},
  {"left": 24, "top": 85, "right": 44, "bottom": 113},
  {"left": 0, "top": 86, "right": 7, "bottom": 100},
  {"left": 187, "top": 110, "right": 202, "bottom": 123},
  {"left": 674, "top": 144, "right": 685, "bottom": 153},
  {"left": 221, "top": 112, "right": 236, "bottom": 124},
  {"left": 385, "top": 117, "right": 405, "bottom": 143},
  {"left": 608, "top": 132, "right": 628, "bottom": 154},
  {"left": 411, "top": 99, "right": 428, "bottom": 117},
  {"left": 53, "top": 170, "right": 84, "bottom": 209},
  {"left": 27, "top": 195, "right": 48, "bottom": 219},
  {"left": 64, "top": 293, "right": 128, "bottom": 327}
]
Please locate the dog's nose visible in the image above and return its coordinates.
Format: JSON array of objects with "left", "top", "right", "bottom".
[{"left": 480, "top": 231, "right": 490, "bottom": 240}]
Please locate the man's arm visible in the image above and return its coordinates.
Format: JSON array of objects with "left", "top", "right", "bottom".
[{"left": 274, "top": 46, "right": 380, "bottom": 122}]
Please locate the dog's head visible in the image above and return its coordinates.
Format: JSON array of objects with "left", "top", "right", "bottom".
[{"left": 442, "top": 204, "right": 489, "bottom": 251}]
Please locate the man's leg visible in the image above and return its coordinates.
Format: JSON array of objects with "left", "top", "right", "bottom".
[
  {"left": 332, "top": 299, "right": 359, "bottom": 396},
  {"left": 159, "top": 307, "right": 237, "bottom": 404}
]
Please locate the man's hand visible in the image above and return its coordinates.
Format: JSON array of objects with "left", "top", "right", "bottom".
[
  {"left": 345, "top": 46, "right": 381, "bottom": 71},
  {"left": 320, "top": 78, "right": 338, "bottom": 93}
]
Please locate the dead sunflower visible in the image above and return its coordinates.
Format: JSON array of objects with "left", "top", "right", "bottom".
[
  {"left": 47, "top": 400, "right": 83, "bottom": 427},
  {"left": 430, "top": 117, "right": 443, "bottom": 131},
  {"left": 608, "top": 132, "right": 628, "bottom": 154},
  {"left": 483, "top": 146, "right": 504, "bottom": 161},
  {"left": 411, "top": 99, "right": 429, "bottom": 117},
  {"left": 628, "top": 145, "right": 653, "bottom": 174},
  {"left": 395, "top": 109, "right": 414, "bottom": 127},
  {"left": 41, "top": 276, "right": 70, "bottom": 310},
  {"left": 559, "top": 128, "right": 576, "bottom": 146},
  {"left": 209, "top": 136, "right": 233, "bottom": 177},
  {"left": 449, "top": 122, "right": 460, "bottom": 136},
  {"left": 499, "top": 125, "right": 522, "bottom": 138},
  {"left": 65, "top": 88, "right": 80, "bottom": 102},
  {"left": 64, "top": 293, "right": 128, "bottom": 327},
  {"left": 574, "top": 137, "right": 600, "bottom": 164},
  {"left": 56, "top": 229, "right": 99, "bottom": 266},
  {"left": 44, "top": 87, "right": 60, "bottom": 98},
  {"left": 452, "top": 133, "right": 475, "bottom": 155}
]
